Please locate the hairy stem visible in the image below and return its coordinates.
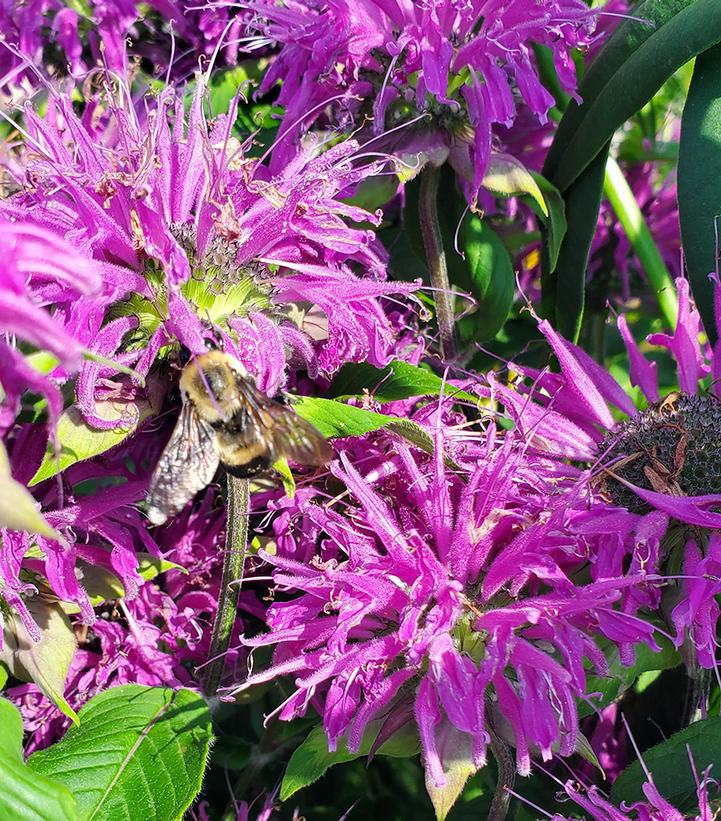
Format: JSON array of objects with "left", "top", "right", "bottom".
[
  {"left": 419, "top": 164, "right": 457, "bottom": 360},
  {"left": 603, "top": 156, "right": 679, "bottom": 328},
  {"left": 204, "top": 475, "right": 250, "bottom": 697},
  {"left": 488, "top": 730, "right": 514, "bottom": 821}
]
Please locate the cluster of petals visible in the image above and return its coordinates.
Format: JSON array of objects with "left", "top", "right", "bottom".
[
  {"left": 0, "top": 220, "right": 101, "bottom": 434},
  {"left": 499, "top": 277, "right": 721, "bottom": 677},
  {"left": 2, "top": 78, "right": 412, "bottom": 429},
  {"left": 247, "top": 0, "right": 597, "bottom": 202},
  {"left": 237, "top": 417, "right": 665, "bottom": 785},
  {"left": 0, "top": 1, "right": 245, "bottom": 89}
]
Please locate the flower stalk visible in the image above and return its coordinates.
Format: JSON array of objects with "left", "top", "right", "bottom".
[
  {"left": 603, "top": 156, "right": 679, "bottom": 328},
  {"left": 203, "top": 475, "right": 250, "bottom": 697},
  {"left": 419, "top": 165, "right": 457, "bottom": 360},
  {"left": 488, "top": 729, "right": 514, "bottom": 821}
]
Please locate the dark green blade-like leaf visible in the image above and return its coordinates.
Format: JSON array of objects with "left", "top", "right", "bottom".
[
  {"left": 611, "top": 716, "right": 721, "bottom": 811},
  {"left": 29, "top": 685, "right": 212, "bottom": 821},
  {"left": 543, "top": 142, "right": 609, "bottom": 341},
  {"left": 544, "top": 0, "right": 721, "bottom": 193},
  {"left": 529, "top": 172, "right": 567, "bottom": 273},
  {"left": 0, "top": 698, "right": 78, "bottom": 821},
  {"left": 678, "top": 42, "right": 721, "bottom": 345}
]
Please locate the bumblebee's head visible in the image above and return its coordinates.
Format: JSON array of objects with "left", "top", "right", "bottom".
[{"left": 202, "top": 320, "right": 225, "bottom": 353}]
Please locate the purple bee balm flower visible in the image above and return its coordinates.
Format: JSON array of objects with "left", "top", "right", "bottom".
[
  {"left": 0, "top": 1, "right": 246, "bottom": 92},
  {"left": 496, "top": 277, "right": 721, "bottom": 672},
  {"left": 547, "top": 740, "right": 717, "bottom": 820},
  {"left": 246, "top": 0, "right": 598, "bottom": 204},
  {"left": 0, "top": 220, "right": 102, "bottom": 434},
  {"left": 234, "top": 424, "right": 663, "bottom": 795},
  {"left": 3, "top": 79, "right": 414, "bottom": 428}
]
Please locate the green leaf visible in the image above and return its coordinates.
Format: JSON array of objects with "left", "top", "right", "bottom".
[
  {"left": 293, "top": 396, "right": 448, "bottom": 461},
  {"left": 482, "top": 153, "right": 548, "bottom": 216},
  {"left": 280, "top": 722, "right": 420, "bottom": 801},
  {"left": 30, "top": 400, "right": 152, "bottom": 486},
  {"left": 529, "top": 172, "right": 567, "bottom": 273},
  {"left": 544, "top": 0, "right": 721, "bottom": 193},
  {"left": 611, "top": 716, "right": 721, "bottom": 811},
  {"left": 678, "top": 41, "right": 721, "bottom": 345},
  {"left": 458, "top": 217, "right": 515, "bottom": 343},
  {"left": 293, "top": 396, "right": 399, "bottom": 438},
  {"left": 273, "top": 456, "right": 296, "bottom": 499},
  {"left": 425, "top": 724, "right": 477, "bottom": 821},
  {"left": 1, "top": 598, "right": 78, "bottom": 725},
  {"left": 329, "top": 360, "right": 479, "bottom": 404},
  {"left": 542, "top": 142, "right": 609, "bottom": 341},
  {"left": 579, "top": 630, "right": 681, "bottom": 719},
  {"left": 29, "top": 685, "right": 213, "bottom": 821},
  {"left": 575, "top": 731, "right": 603, "bottom": 774},
  {"left": 0, "top": 441, "right": 62, "bottom": 539},
  {"left": 0, "top": 697, "right": 78, "bottom": 821}
]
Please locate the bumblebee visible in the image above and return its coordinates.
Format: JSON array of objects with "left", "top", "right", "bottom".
[{"left": 146, "top": 350, "right": 332, "bottom": 525}]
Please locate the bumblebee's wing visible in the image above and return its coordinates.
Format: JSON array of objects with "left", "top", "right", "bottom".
[
  {"left": 146, "top": 402, "right": 221, "bottom": 525},
  {"left": 218, "top": 376, "right": 332, "bottom": 473},
  {"left": 264, "top": 399, "right": 334, "bottom": 466}
]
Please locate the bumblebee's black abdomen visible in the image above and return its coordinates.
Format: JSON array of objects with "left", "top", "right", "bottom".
[{"left": 223, "top": 456, "right": 270, "bottom": 478}]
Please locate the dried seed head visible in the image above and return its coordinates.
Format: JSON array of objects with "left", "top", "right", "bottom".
[{"left": 602, "top": 392, "right": 721, "bottom": 512}]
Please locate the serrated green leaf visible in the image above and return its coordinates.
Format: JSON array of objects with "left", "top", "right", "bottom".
[
  {"left": 280, "top": 721, "right": 420, "bottom": 801},
  {"left": 611, "top": 716, "right": 721, "bottom": 811},
  {"left": 0, "top": 697, "right": 78, "bottom": 820},
  {"left": 292, "top": 396, "right": 441, "bottom": 459},
  {"left": 544, "top": 0, "right": 721, "bottom": 193},
  {"left": 30, "top": 400, "right": 152, "bottom": 486},
  {"left": 678, "top": 42, "right": 721, "bottom": 346},
  {"left": 328, "top": 360, "right": 478, "bottom": 404},
  {"left": 1, "top": 598, "right": 78, "bottom": 725},
  {"left": 29, "top": 685, "right": 212, "bottom": 821},
  {"left": 482, "top": 153, "right": 548, "bottom": 216},
  {"left": 0, "top": 442, "right": 62, "bottom": 539},
  {"left": 458, "top": 217, "right": 515, "bottom": 343}
]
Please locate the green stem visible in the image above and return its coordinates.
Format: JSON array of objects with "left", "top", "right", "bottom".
[
  {"left": 419, "top": 165, "right": 457, "bottom": 360},
  {"left": 603, "top": 156, "right": 679, "bottom": 328},
  {"left": 488, "top": 729, "right": 514, "bottom": 821},
  {"left": 203, "top": 475, "right": 250, "bottom": 697}
]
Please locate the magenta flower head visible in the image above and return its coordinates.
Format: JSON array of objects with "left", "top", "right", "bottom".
[
  {"left": 0, "top": 220, "right": 101, "bottom": 433},
  {"left": 498, "top": 277, "right": 721, "bottom": 677},
  {"left": 247, "top": 0, "right": 598, "bottom": 204},
  {"left": 0, "top": 1, "right": 246, "bottom": 90},
  {"left": 3, "top": 77, "right": 413, "bottom": 429},
  {"left": 0, "top": 77, "right": 414, "bottom": 651},
  {"left": 235, "top": 420, "right": 662, "bottom": 805}
]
